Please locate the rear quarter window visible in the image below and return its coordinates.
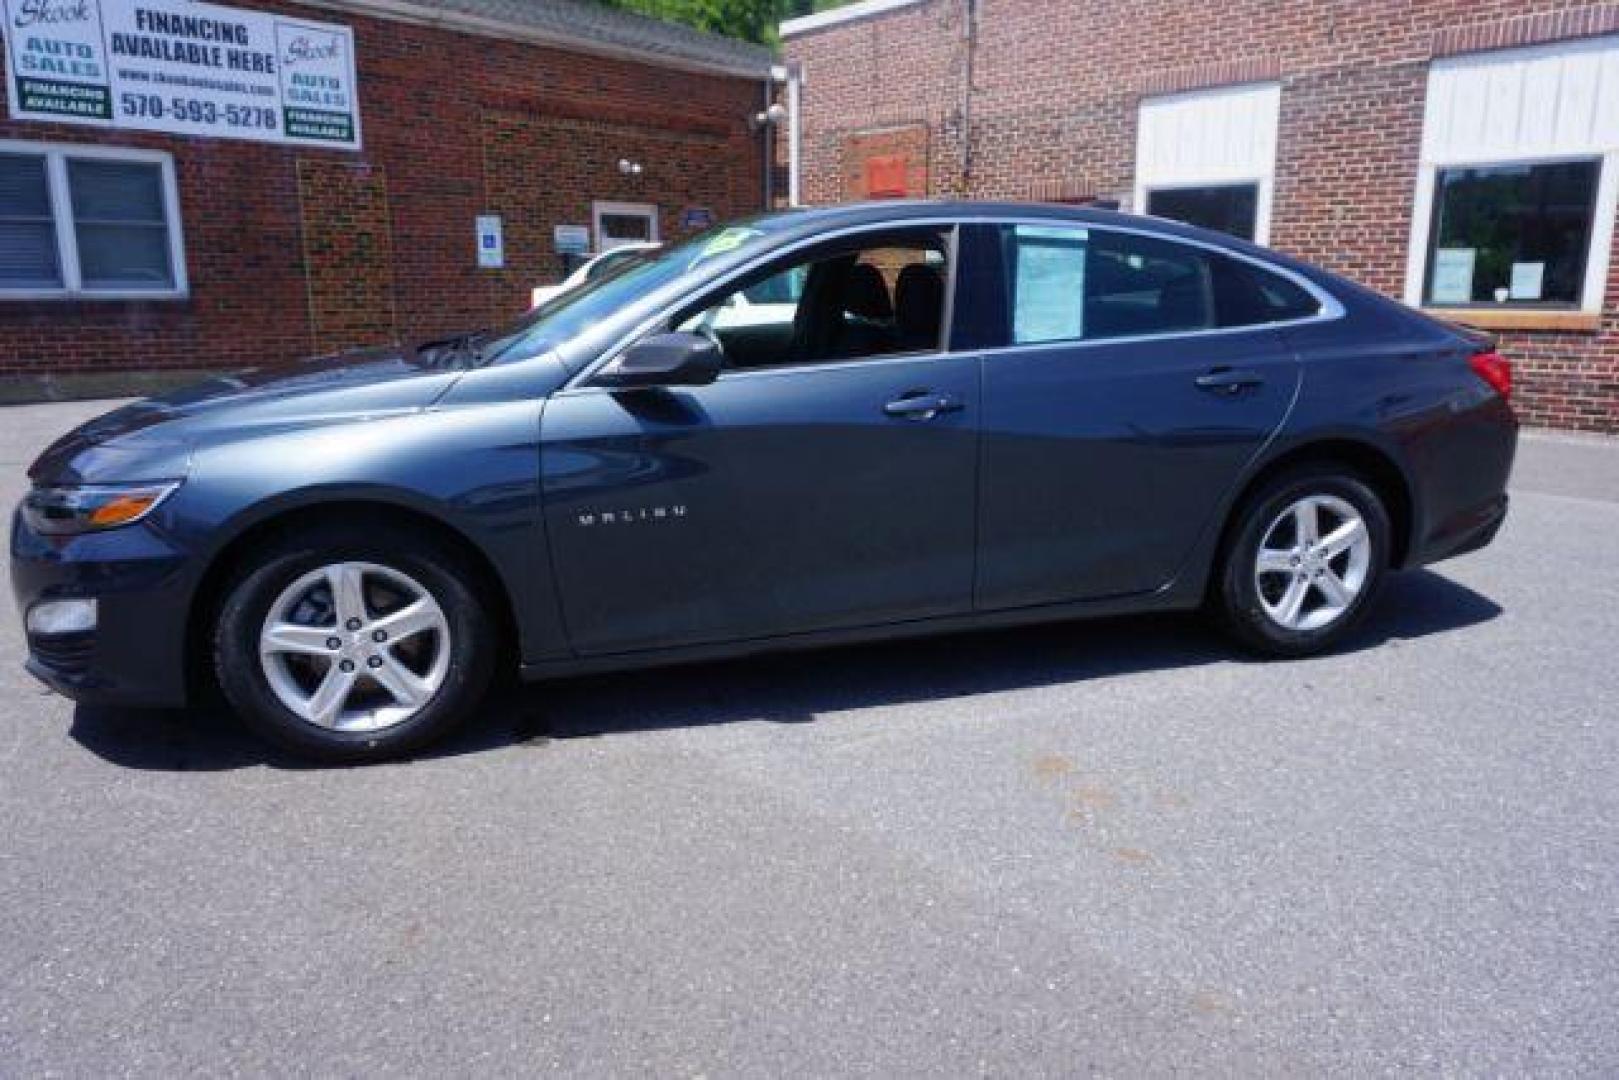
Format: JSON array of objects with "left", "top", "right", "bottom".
[{"left": 1212, "top": 256, "right": 1321, "bottom": 327}]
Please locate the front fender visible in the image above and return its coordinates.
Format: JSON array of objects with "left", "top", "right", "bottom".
[{"left": 163, "top": 398, "right": 569, "bottom": 667}]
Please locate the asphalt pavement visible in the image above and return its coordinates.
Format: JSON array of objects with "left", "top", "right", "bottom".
[{"left": 1, "top": 399, "right": 1615, "bottom": 1075}]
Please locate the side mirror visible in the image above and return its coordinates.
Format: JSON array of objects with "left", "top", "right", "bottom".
[{"left": 596, "top": 331, "right": 721, "bottom": 389}]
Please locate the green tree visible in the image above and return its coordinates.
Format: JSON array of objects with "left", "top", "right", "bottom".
[
  {"left": 597, "top": 0, "right": 853, "bottom": 45},
  {"left": 599, "top": 0, "right": 786, "bottom": 45}
]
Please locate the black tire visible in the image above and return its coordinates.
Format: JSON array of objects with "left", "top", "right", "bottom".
[
  {"left": 213, "top": 522, "right": 495, "bottom": 763},
  {"left": 1214, "top": 464, "right": 1392, "bottom": 657}
]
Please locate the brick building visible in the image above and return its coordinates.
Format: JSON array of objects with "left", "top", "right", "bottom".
[
  {"left": 1, "top": 0, "right": 773, "bottom": 399},
  {"left": 780, "top": 0, "right": 1619, "bottom": 433}
]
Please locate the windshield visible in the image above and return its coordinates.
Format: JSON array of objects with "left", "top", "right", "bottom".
[{"left": 478, "top": 220, "right": 786, "bottom": 365}]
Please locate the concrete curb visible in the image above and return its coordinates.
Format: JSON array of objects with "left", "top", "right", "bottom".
[{"left": 1520, "top": 426, "right": 1619, "bottom": 448}]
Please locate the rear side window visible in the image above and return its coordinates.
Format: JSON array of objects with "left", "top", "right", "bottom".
[
  {"left": 1085, "top": 230, "right": 1214, "bottom": 338},
  {"left": 1212, "top": 255, "right": 1321, "bottom": 326},
  {"left": 997, "top": 224, "right": 1318, "bottom": 346}
]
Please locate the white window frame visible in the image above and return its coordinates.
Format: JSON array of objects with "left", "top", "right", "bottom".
[
  {"left": 1140, "top": 180, "right": 1269, "bottom": 244},
  {"left": 1403, "top": 38, "right": 1619, "bottom": 315},
  {"left": 1134, "top": 82, "right": 1281, "bottom": 246},
  {"left": 591, "top": 200, "right": 659, "bottom": 254},
  {"left": 1405, "top": 150, "right": 1618, "bottom": 314},
  {"left": 0, "top": 139, "right": 188, "bottom": 302}
]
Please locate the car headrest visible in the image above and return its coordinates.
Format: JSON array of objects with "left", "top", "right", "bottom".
[
  {"left": 842, "top": 263, "right": 893, "bottom": 320},
  {"left": 895, "top": 263, "right": 944, "bottom": 344}
]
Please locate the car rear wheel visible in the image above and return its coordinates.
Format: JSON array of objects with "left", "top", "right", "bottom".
[
  {"left": 1215, "top": 465, "right": 1391, "bottom": 657},
  {"left": 214, "top": 524, "right": 494, "bottom": 763}
]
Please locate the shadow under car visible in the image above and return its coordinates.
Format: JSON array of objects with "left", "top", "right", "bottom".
[{"left": 67, "top": 568, "right": 1502, "bottom": 772}]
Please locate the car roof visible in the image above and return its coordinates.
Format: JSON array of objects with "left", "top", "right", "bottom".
[
  {"left": 767, "top": 198, "right": 1199, "bottom": 234},
  {"left": 758, "top": 199, "right": 1315, "bottom": 275}
]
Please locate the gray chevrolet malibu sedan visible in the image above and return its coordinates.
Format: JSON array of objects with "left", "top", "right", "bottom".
[{"left": 12, "top": 201, "right": 1516, "bottom": 762}]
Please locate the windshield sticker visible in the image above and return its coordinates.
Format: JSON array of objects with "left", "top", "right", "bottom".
[{"left": 696, "top": 227, "right": 762, "bottom": 261}]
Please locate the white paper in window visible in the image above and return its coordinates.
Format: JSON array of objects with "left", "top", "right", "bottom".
[
  {"left": 1431, "top": 248, "right": 1476, "bottom": 303},
  {"left": 1509, "top": 262, "right": 1545, "bottom": 301},
  {"left": 1014, "top": 227, "right": 1087, "bottom": 343}
]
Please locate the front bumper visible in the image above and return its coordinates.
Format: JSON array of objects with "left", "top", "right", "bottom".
[{"left": 11, "top": 508, "right": 194, "bottom": 707}]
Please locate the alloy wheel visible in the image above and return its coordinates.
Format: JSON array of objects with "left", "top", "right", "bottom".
[
  {"left": 1253, "top": 494, "right": 1372, "bottom": 632},
  {"left": 258, "top": 561, "right": 451, "bottom": 732}
]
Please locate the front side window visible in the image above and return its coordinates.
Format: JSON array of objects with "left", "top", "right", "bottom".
[
  {"left": 1000, "top": 224, "right": 1317, "bottom": 345},
  {"left": 1146, "top": 183, "right": 1259, "bottom": 241},
  {"left": 479, "top": 220, "right": 790, "bottom": 364},
  {"left": 740, "top": 265, "right": 806, "bottom": 304},
  {"left": 0, "top": 143, "right": 184, "bottom": 299},
  {"left": 674, "top": 229, "right": 950, "bottom": 370},
  {"left": 1423, "top": 159, "right": 1600, "bottom": 307}
]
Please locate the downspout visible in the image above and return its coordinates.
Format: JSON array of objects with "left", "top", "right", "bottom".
[
  {"left": 762, "top": 74, "right": 775, "bottom": 210},
  {"left": 959, "top": 0, "right": 977, "bottom": 196},
  {"left": 786, "top": 61, "right": 803, "bottom": 207}
]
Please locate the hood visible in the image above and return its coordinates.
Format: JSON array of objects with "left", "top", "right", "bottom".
[{"left": 29, "top": 345, "right": 466, "bottom": 486}]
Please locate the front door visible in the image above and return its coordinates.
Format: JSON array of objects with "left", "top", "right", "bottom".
[
  {"left": 541, "top": 225, "right": 978, "bottom": 655},
  {"left": 971, "top": 222, "right": 1308, "bottom": 609}
]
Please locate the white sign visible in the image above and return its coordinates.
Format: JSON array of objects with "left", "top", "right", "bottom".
[
  {"left": 1, "top": 0, "right": 361, "bottom": 148},
  {"left": 1509, "top": 261, "right": 1545, "bottom": 301},
  {"left": 1430, "top": 247, "right": 1476, "bottom": 304},
  {"left": 553, "top": 224, "right": 590, "bottom": 255},
  {"left": 476, "top": 214, "right": 503, "bottom": 269},
  {"left": 1013, "top": 225, "right": 1087, "bottom": 344}
]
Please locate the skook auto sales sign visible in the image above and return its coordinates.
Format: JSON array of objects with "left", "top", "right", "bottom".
[{"left": 2, "top": 0, "right": 361, "bottom": 148}]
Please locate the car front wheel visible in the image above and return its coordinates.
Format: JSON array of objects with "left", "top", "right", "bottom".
[
  {"left": 213, "top": 524, "right": 494, "bottom": 762},
  {"left": 1215, "top": 465, "right": 1391, "bottom": 657}
]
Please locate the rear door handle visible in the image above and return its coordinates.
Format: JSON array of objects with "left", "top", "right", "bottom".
[
  {"left": 884, "top": 392, "right": 964, "bottom": 421},
  {"left": 1194, "top": 367, "right": 1265, "bottom": 394}
]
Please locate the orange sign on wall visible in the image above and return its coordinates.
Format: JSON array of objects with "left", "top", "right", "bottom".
[{"left": 864, "top": 155, "right": 909, "bottom": 198}]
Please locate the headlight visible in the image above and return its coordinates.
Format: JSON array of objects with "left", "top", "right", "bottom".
[{"left": 22, "top": 481, "right": 181, "bottom": 536}]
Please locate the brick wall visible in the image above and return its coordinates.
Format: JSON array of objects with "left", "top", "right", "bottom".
[
  {"left": 297, "top": 159, "right": 399, "bottom": 355},
  {"left": 784, "top": 0, "right": 1619, "bottom": 433},
  {"left": 0, "top": 1, "right": 766, "bottom": 382}
]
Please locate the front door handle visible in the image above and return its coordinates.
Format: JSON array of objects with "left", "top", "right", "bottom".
[
  {"left": 883, "top": 392, "right": 964, "bottom": 421},
  {"left": 1194, "top": 367, "right": 1265, "bottom": 394}
]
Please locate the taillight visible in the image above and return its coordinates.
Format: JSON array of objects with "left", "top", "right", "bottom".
[{"left": 1468, "top": 350, "right": 1512, "bottom": 400}]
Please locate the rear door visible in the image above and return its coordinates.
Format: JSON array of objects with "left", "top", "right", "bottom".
[{"left": 970, "top": 222, "right": 1316, "bottom": 609}]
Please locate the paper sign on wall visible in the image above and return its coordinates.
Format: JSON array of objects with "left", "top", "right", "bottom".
[
  {"left": 553, "top": 224, "right": 590, "bottom": 255},
  {"left": 1, "top": 0, "right": 362, "bottom": 148},
  {"left": 476, "top": 215, "right": 503, "bottom": 269},
  {"left": 1431, "top": 248, "right": 1476, "bottom": 304}
]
